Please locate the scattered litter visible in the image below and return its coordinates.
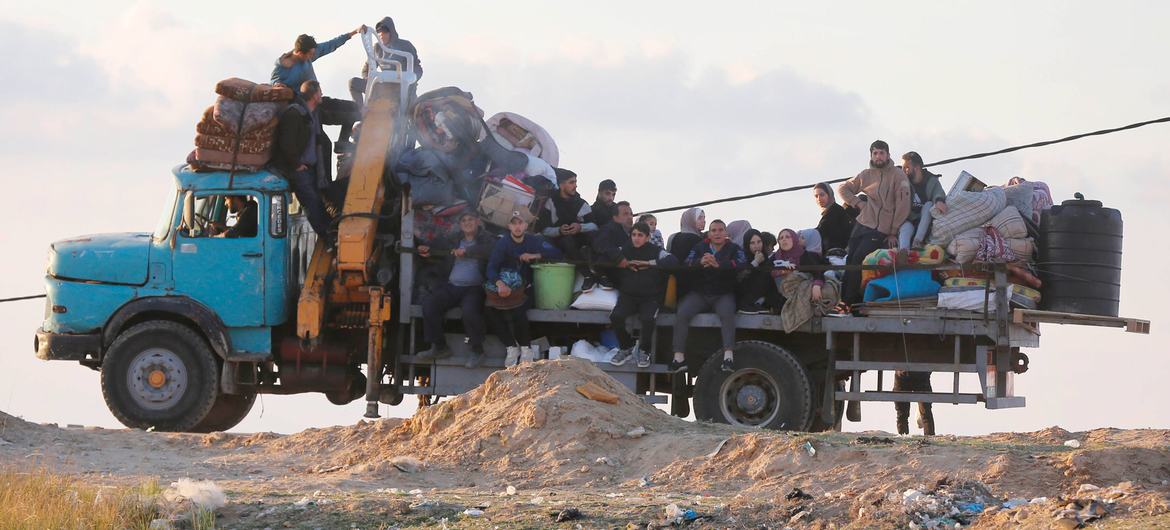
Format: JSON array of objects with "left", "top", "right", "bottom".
[
  {"left": 853, "top": 436, "right": 895, "bottom": 445},
  {"left": 706, "top": 437, "right": 731, "bottom": 458},
  {"left": 903, "top": 489, "right": 924, "bottom": 504},
  {"left": 605, "top": 492, "right": 625, "bottom": 498},
  {"left": 625, "top": 426, "right": 646, "bottom": 438},
  {"left": 530, "top": 496, "right": 544, "bottom": 505},
  {"left": 576, "top": 381, "right": 619, "bottom": 404},
  {"left": 1064, "top": 439, "right": 1082, "bottom": 449},
  {"left": 408, "top": 488, "right": 424, "bottom": 495},
  {"left": 902, "top": 480, "right": 998, "bottom": 528},
  {"left": 802, "top": 441, "right": 817, "bottom": 457},
  {"left": 595, "top": 456, "right": 619, "bottom": 467},
  {"left": 505, "top": 485, "right": 517, "bottom": 496},
  {"left": 391, "top": 455, "right": 425, "bottom": 473},
  {"left": 462, "top": 508, "right": 484, "bottom": 517},
  {"left": 665, "top": 503, "right": 699, "bottom": 523},
  {"left": 553, "top": 507, "right": 583, "bottom": 522},
  {"left": 1030, "top": 497, "right": 1048, "bottom": 504},
  {"left": 314, "top": 464, "right": 343, "bottom": 474},
  {"left": 785, "top": 488, "right": 813, "bottom": 501},
  {"left": 293, "top": 497, "right": 314, "bottom": 508},
  {"left": 956, "top": 502, "right": 984, "bottom": 513},
  {"left": 164, "top": 478, "right": 226, "bottom": 510},
  {"left": 1002, "top": 498, "right": 1028, "bottom": 509},
  {"left": 638, "top": 475, "right": 654, "bottom": 488}
]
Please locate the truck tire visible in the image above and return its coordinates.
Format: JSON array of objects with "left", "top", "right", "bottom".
[
  {"left": 190, "top": 392, "right": 255, "bottom": 433},
  {"left": 692, "top": 340, "right": 813, "bottom": 431},
  {"left": 100, "top": 321, "right": 219, "bottom": 432}
]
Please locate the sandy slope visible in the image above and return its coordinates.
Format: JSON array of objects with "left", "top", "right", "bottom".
[{"left": 2, "top": 358, "right": 1168, "bottom": 528}]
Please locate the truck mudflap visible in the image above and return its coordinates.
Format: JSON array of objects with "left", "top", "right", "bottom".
[{"left": 35, "top": 329, "right": 101, "bottom": 361}]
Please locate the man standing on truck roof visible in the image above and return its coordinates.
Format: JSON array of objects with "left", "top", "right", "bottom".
[
  {"left": 272, "top": 80, "right": 333, "bottom": 242},
  {"left": 349, "top": 16, "right": 423, "bottom": 113},
  {"left": 272, "top": 28, "right": 365, "bottom": 152},
  {"left": 415, "top": 212, "right": 495, "bottom": 368},
  {"left": 894, "top": 370, "right": 936, "bottom": 435},
  {"left": 539, "top": 168, "right": 601, "bottom": 289},
  {"left": 837, "top": 140, "right": 911, "bottom": 310}
]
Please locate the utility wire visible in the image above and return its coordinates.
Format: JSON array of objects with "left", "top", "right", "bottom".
[
  {"left": 0, "top": 294, "right": 46, "bottom": 303},
  {"left": 638, "top": 115, "right": 1170, "bottom": 215}
]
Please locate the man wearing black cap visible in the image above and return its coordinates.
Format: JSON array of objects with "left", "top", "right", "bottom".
[
  {"left": 271, "top": 26, "right": 365, "bottom": 152},
  {"left": 592, "top": 179, "right": 618, "bottom": 228},
  {"left": 349, "top": 16, "right": 424, "bottom": 112}
]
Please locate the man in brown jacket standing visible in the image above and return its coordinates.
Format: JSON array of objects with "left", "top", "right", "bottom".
[{"left": 837, "top": 140, "right": 911, "bottom": 308}]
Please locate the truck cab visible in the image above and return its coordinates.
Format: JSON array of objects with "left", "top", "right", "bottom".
[{"left": 35, "top": 166, "right": 295, "bottom": 431}]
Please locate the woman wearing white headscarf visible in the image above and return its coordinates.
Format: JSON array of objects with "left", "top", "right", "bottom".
[{"left": 667, "top": 207, "right": 706, "bottom": 300}]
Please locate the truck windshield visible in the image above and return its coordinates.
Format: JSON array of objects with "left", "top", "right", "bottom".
[{"left": 153, "top": 190, "right": 178, "bottom": 242}]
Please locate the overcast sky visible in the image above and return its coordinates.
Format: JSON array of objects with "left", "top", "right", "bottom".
[{"left": 1, "top": 1, "right": 1166, "bottom": 436}]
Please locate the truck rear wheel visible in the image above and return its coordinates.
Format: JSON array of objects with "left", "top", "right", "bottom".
[
  {"left": 693, "top": 340, "right": 813, "bottom": 431},
  {"left": 100, "top": 321, "right": 219, "bottom": 432},
  {"left": 190, "top": 392, "right": 255, "bottom": 433}
]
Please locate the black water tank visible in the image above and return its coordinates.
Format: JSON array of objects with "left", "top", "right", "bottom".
[{"left": 1039, "top": 193, "right": 1123, "bottom": 317}]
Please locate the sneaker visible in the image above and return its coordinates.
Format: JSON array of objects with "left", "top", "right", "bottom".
[
  {"left": 519, "top": 346, "right": 536, "bottom": 363},
  {"left": 609, "top": 348, "right": 633, "bottom": 366},
  {"left": 416, "top": 345, "right": 451, "bottom": 360},
  {"left": 464, "top": 351, "right": 485, "bottom": 369},
  {"left": 635, "top": 350, "right": 652, "bottom": 368},
  {"left": 504, "top": 346, "right": 520, "bottom": 367},
  {"left": 598, "top": 276, "right": 615, "bottom": 290},
  {"left": 720, "top": 357, "right": 734, "bottom": 372},
  {"left": 581, "top": 277, "right": 596, "bottom": 293},
  {"left": 737, "top": 304, "right": 766, "bottom": 315},
  {"left": 667, "top": 358, "right": 687, "bottom": 373}
]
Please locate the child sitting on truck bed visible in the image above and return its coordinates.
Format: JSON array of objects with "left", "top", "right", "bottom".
[
  {"left": 607, "top": 221, "right": 678, "bottom": 368},
  {"left": 486, "top": 212, "right": 563, "bottom": 366}
]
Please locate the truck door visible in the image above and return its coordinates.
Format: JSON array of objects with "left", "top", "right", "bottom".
[{"left": 172, "top": 192, "right": 265, "bottom": 326}]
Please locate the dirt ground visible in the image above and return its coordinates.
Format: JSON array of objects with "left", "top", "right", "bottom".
[{"left": 2, "top": 357, "right": 1168, "bottom": 529}]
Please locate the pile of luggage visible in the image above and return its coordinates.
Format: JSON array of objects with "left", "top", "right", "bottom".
[
  {"left": 859, "top": 171, "right": 1053, "bottom": 312},
  {"left": 188, "top": 78, "right": 293, "bottom": 172}
]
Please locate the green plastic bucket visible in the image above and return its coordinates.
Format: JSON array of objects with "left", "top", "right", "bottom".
[{"left": 532, "top": 263, "right": 576, "bottom": 310}]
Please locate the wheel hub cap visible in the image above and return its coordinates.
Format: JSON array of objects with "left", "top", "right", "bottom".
[
  {"left": 719, "top": 367, "right": 783, "bottom": 428},
  {"left": 736, "top": 385, "right": 767, "bottom": 415},
  {"left": 127, "top": 348, "right": 188, "bottom": 411}
]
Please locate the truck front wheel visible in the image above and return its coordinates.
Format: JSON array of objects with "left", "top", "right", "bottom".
[
  {"left": 101, "top": 321, "right": 219, "bottom": 432},
  {"left": 693, "top": 340, "right": 813, "bottom": 431}
]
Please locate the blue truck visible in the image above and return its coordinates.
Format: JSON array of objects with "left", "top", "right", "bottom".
[{"left": 33, "top": 33, "right": 1150, "bottom": 433}]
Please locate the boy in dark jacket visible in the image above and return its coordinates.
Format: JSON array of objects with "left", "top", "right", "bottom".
[
  {"left": 608, "top": 222, "right": 678, "bottom": 367},
  {"left": 674, "top": 220, "right": 747, "bottom": 373},
  {"left": 416, "top": 212, "right": 496, "bottom": 368}
]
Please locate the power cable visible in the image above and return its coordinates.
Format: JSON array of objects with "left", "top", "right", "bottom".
[{"left": 638, "top": 115, "right": 1170, "bottom": 215}]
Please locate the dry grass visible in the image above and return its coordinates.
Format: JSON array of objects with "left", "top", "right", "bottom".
[{"left": 0, "top": 467, "right": 161, "bottom": 530}]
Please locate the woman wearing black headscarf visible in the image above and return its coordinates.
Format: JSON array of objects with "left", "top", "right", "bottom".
[
  {"left": 735, "top": 229, "right": 782, "bottom": 314},
  {"left": 813, "top": 182, "right": 855, "bottom": 252}
]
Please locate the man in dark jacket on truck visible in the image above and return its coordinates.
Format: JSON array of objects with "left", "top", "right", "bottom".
[
  {"left": 272, "top": 80, "right": 334, "bottom": 241},
  {"left": 415, "top": 212, "right": 496, "bottom": 368},
  {"left": 608, "top": 221, "right": 678, "bottom": 368},
  {"left": 591, "top": 201, "right": 634, "bottom": 289},
  {"left": 538, "top": 168, "right": 600, "bottom": 288}
]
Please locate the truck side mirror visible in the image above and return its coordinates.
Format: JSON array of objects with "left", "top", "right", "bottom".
[{"left": 181, "top": 191, "right": 195, "bottom": 237}]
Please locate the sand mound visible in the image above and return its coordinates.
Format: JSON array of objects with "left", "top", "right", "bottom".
[
  {"left": 0, "top": 410, "right": 41, "bottom": 445},
  {"left": 277, "top": 358, "right": 726, "bottom": 486}
]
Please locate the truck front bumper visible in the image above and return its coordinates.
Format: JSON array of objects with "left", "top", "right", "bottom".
[{"left": 35, "top": 329, "right": 101, "bottom": 361}]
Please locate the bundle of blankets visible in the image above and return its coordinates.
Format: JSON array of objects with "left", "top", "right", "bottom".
[
  {"left": 189, "top": 78, "right": 293, "bottom": 172},
  {"left": 927, "top": 171, "right": 1052, "bottom": 310}
]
